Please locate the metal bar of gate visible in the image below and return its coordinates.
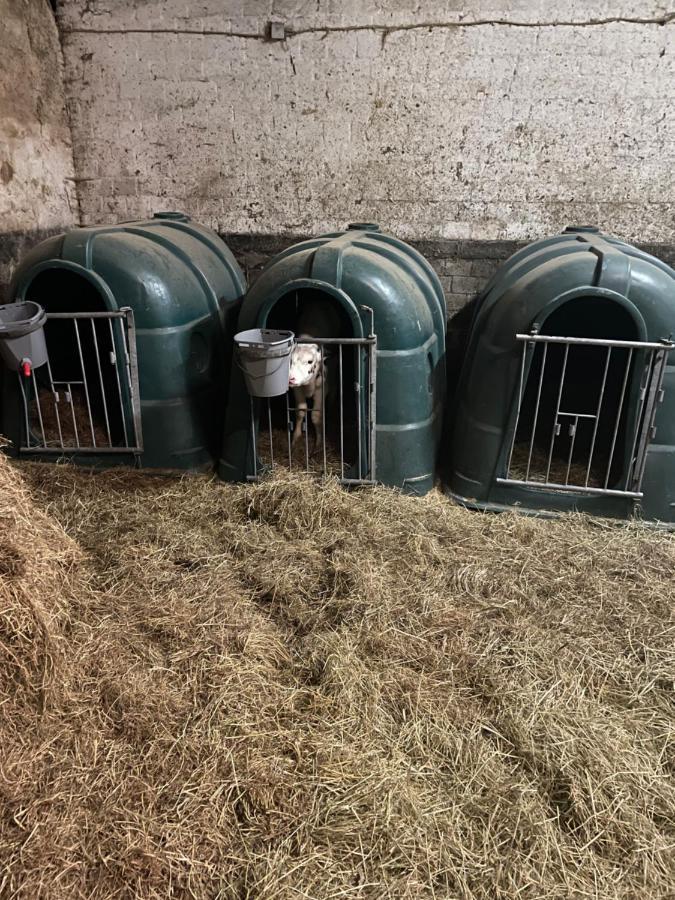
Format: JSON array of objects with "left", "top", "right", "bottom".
[
  {"left": 304, "top": 390, "right": 310, "bottom": 472},
  {"left": 31, "top": 372, "right": 47, "bottom": 446},
  {"left": 18, "top": 310, "right": 142, "bottom": 454},
  {"left": 321, "top": 344, "right": 327, "bottom": 475},
  {"left": 296, "top": 337, "right": 370, "bottom": 345},
  {"left": 338, "top": 344, "right": 344, "bottom": 480},
  {"left": 267, "top": 399, "right": 274, "bottom": 467},
  {"left": 502, "top": 333, "right": 673, "bottom": 498},
  {"left": 516, "top": 333, "right": 672, "bottom": 350},
  {"left": 369, "top": 336, "right": 377, "bottom": 481},
  {"left": 250, "top": 395, "right": 257, "bottom": 479},
  {"left": 286, "top": 392, "right": 292, "bottom": 468},
  {"left": 630, "top": 348, "right": 669, "bottom": 492},
  {"left": 498, "top": 477, "right": 643, "bottom": 499},
  {"left": 46, "top": 311, "right": 131, "bottom": 319},
  {"left": 362, "top": 305, "right": 376, "bottom": 482},
  {"left": 45, "top": 357, "right": 65, "bottom": 448},
  {"left": 545, "top": 343, "right": 569, "bottom": 483},
  {"left": 506, "top": 340, "right": 527, "bottom": 476},
  {"left": 119, "top": 309, "right": 143, "bottom": 451},
  {"left": 584, "top": 345, "right": 611, "bottom": 487},
  {"left": 66, "top": 382, "right": 80, "bottom": 447},
  {"left": 624, "top": 352, "right": 653, "bottom": 491},
  {"left": 247, "top": 333, "right": 376, "bottom": 485},
  {"left": 17, "top": 374, "right": 31, "bottom": 448},
  {"left": 603, "top": 347, "right": 633, "bottom": 489},
  {"left": 73, "top": 318, "right": 97, "bottom": 446},
  {"left": 340, "top": 477, "right": 377, "bottom": 486},
  {"left": 526, "top": 342, "right": 548, "bottom": 481},
  {"left": 90, "top": 318, "right": 112, "bottom": 446},
  {"left": 108, "top": 318, "right": 130, "bottom": 447},
  {"left": 21, "top": 446, "right": 146, "bottom": 455},
  {"left": 356, "top": 344, "right": 362, "bottom": 481},
  {"left": 564, "top": 415, "right": 579, "bottom": 485}
]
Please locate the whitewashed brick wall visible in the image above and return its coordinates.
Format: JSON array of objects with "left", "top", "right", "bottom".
[
  {"left": 57, "top": 1, "right": 675, "bottom": 242},
  {"left": 0, "top": 0, "right": 77, "bottom": 292}
]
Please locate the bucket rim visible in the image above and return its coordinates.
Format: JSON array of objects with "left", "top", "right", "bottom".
[
  {"left": 234, "top": 328, "right": 295, "bottom": 349},
  {"left": 0, "top": 300, "right": 47, "bottom": 337}
]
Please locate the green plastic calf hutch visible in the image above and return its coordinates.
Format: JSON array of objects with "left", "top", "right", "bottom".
[
  {"left": 4, "top": 213, "right": 246, "bottom": 470},
  {"left": 219, "top": 224, "right": 446, "bottom": 495},
  {"left": 444, "top": 227, "right": 675, "bottom": 524}
]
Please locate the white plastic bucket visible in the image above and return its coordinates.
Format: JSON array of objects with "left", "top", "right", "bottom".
[
  {"left": 234, "top": 328, "right": 295, "bottom": 398},
  {"left": 0, "top": 301, "right": 48, "bottom": 372}
]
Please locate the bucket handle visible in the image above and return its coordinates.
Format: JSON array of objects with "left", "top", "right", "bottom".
[
  {"left": 236, "top": 340, "right": 292, "bottom": 350},
  {"left": 235, "top": 333, "right": 294, "bottom": 351}
]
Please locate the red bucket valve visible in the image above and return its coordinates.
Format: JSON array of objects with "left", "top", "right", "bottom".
[{"left": 21, "top": 359, "right": 32, "bottom": 378}]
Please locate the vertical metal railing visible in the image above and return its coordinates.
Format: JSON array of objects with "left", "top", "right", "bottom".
[
  {"left": 584, "top": 345, "right": 612, "bottom": 487},
  {"left": 338, "top": 344, "right": 344, "bottom": 479},
  {"left": 18, "top": 309, "right": 143, "bottom": 455},
  {"left": 497, "top": 332, "right": 673, "bottom": 498},
  {"left": 248, "top": 331, "right": 377, "bottom": 485},
  {"left": 628, "top": 344, "right": 670, "bottom": 492}
]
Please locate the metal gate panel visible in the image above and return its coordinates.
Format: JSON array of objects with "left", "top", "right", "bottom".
[
  {"left": 497, "top": 332, "right": 673, "bottom": 498},
  {"left": 18, "top": 308, "right": 143, "bottom": 455},
  {"left": 248, "top": 334, "right": 377, "bottom": 485}
]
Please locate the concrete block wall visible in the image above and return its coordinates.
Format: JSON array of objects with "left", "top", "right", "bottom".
[
  {"left": 56, "top": 0, "right": 675, "bottom": 247},
  {"left": 224, "top": 232, "right": 675, "bottom": 318},
  {"left": 223, "top": 232, "right": 517, "bottom": 315},
  {"left": 0, "top": 0, "right": 77, "bottom": 297}
]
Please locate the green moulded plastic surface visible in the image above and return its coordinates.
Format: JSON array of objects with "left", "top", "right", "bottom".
[
  {"left": 6, "top": 213, "right": 246, "bottom": 471},
  {"left": 219, "top": 224, "right": 447, "bottom": 495},
  {"left": 443, "top": 226, "right": 675, "bottom": 524}
]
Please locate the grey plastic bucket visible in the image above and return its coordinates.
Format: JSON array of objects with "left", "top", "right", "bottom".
[
  {"left": 234, "top": 328, "right": 295, "bottom": 398},
  {"left": 0, "top": 301, "right": 48, "bottom": 372}
]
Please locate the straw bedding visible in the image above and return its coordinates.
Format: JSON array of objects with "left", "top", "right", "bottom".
[
  {"left": 509, "top": 443, "right": 603, "bottom": 488},
  {"left": 1, "top": 455, "right": 674, "bottom": 898},
  {"left": 256, "top": 426, "right": 348, "bottom": 478},
  {"left": 30, "top": 386, "right": 111, "bottom": 449}
]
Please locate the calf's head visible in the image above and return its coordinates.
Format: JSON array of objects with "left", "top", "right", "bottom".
[{"left": 288, "top": 342, "right": 322, "bottom": 387}]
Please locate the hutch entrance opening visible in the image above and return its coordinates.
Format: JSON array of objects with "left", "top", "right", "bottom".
[
  {"left": 15, "top": 306, "right": 142, "bottom": 457},
  {"left": 499, "top": 298, "right": 672, "bottom": 497},
  {"left": 249, "top": 289, "right": 376, "bottom": 484}
]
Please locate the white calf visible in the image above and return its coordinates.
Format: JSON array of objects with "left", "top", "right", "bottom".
[{"left": 288, "top": 338, "right": 325, "bottom": 448}]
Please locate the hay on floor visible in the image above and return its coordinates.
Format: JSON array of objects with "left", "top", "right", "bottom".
[
  {"left": 256, "top": 425, "right": 350, "bottom": 479},
  {"left": 30, "top": 385, "right": 113, "bottom": 449},
  {"left": 509, "top": 441, "right": 603, "bottom": 487},
  {"left": 0, "top": 448, "right": 80, "bottom": 716},
  {"left": 1, "top": 457, "right": 674, "bottom": 899}
]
